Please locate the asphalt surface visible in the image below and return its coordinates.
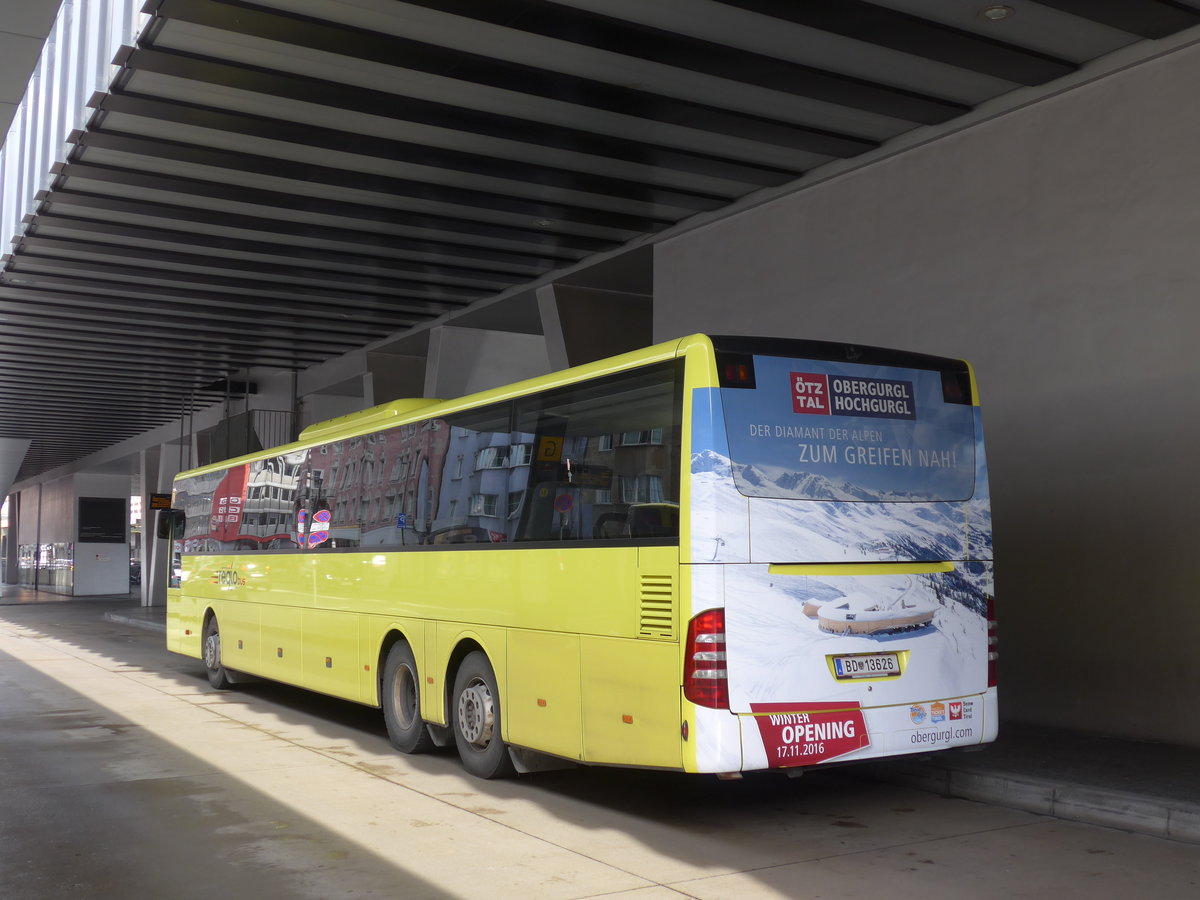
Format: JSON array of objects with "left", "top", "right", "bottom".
[{"left": 0, "top": 586, "right": 1196, "bottom": 900}]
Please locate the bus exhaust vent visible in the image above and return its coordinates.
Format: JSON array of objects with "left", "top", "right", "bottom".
[{"left": 638, "top": 574, "right": 676, "bottom": 640}]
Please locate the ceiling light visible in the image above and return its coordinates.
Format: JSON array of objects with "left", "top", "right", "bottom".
[{"left": 980, "top": 5, "right": 1015, "bottom": 20}]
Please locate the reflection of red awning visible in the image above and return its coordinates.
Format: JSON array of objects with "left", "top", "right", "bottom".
[
  {"left": 191, "top": 532, "right": 295, "bottom": 547},
  {"left": 210, "top": 465, "right": 249, "bottom": 542}
]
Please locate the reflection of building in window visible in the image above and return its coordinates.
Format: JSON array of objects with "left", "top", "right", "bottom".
[
  {"left": 469, "top": 494, "right": 498, "bottom": 517},
  {"left": 174, "top": 361, "right": 684, "bottom": 553},
  {"left": 294, "top": 418, "right": 452, "bottom": 547},
  {"left": 619, "top": 428, "right": 662, "bottom": 446},
  {"left": 506, "top": 490, "right": 525, "bottom": 519},
  {"left": 476, "top": 446, "right": 509, "bottom": 469},
  {"left": 621, "top": 475, "right": 664, "bottom": 503},
  {"left": 236, "top": 454, "right": 303, "bottom": 548}
]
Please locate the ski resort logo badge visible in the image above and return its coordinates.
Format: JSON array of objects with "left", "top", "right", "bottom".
[
  {"left": 909, "top": 704, "right": 927, "bottom": 724},
  {"left": 949, "top": 700, "right": 975, "bottom": 721},
  {"left": 791, "top": 372, "right": 830, "bottom": 414},
  {"left": 930, "top": 701, "right": 946, "bottom": 723},
  {"left": 791, "top": 372, "right": 916, "bottom": 420}
]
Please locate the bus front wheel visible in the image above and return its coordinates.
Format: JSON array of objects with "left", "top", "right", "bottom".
[
  {"left": 382, "top": 641, "right": 435, "bottom": 754},
  {"left": 202, "top": 616, "right": 235, "bottom": 690},
  {"left": 452, "top": 651, "right": 515, "bottom": 779}
]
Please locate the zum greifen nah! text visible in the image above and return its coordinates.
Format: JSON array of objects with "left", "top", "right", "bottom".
[{"left": 745, "top": 423, "right": 959, "bottom": 469}]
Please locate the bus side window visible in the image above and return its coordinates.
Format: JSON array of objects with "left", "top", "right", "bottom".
[
  {"left": 512, "top": 360, "right": 682, "bottom": 544},
  {"left": 627, "top": 503, "right": 679, "bottom": 539},
  {"left": 593, "top": 512, "right": 627, "bottom": 539}
]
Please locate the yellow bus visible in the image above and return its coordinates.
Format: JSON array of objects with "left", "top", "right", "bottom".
[{"left": 165, "top": 334, "right": 996, "bottom": 778}]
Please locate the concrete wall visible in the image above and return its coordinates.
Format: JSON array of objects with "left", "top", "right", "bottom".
[
  {"left": 26, "top": 478, "right": 76, "bottom": 543},
  {"left": 654, "top": 44, "right": 1200, "bottom": 745},
  {"left": 14, "top": 473, "right": 130, "bottom": 595}
]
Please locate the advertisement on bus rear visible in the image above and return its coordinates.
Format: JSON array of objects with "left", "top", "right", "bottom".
[
  {"left": 722, "top": 356, "right": 976, "bottom": 503},
  {"left": 688, "top": 352, "right": 994, "bottom": 767}
]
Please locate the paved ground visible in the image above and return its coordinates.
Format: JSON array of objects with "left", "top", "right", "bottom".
[{"left": 1, "top": 595, "right": 1197, "bottom": 899}]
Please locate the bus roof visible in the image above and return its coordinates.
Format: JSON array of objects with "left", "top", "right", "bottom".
[{"left": 174, "top": 334, "right": 699, "bottom": 481}]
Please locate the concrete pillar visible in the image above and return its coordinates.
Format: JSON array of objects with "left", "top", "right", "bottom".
[
  {"left": 14, "top": 486, "right": 40, "bottom": 589},
  {"left": 366, "top": 351, "right": 427, "bottom": 404},
  {"left": 140, "top": 444, "right": 182, "bottom": 608},
  {"left": 0, "top": 438, "right": 30, "bottom": 503},
  {"left": 536, "top": 283, "right": 652, "bottom": 368},
  {"left": 2, "top": 492, "right": 17, "bottom": 585},
  {"left": 423, "top": 325, "right": 551, "bottom": 398}
]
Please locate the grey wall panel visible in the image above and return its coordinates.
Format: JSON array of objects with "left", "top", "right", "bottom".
[{"left": 654, "top": 41, "right": 1200, "bottom": 746}]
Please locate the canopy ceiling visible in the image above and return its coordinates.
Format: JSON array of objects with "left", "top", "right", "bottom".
[{"left": 3, "top": 0, "right": 1199, "bottom": 480}]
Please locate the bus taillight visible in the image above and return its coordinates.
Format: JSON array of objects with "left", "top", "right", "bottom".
[
  {"left": 684, "top": 609, "right": 729, "bottom": 709},
  {"left": 987, "top": 595, "right": 998, "bottom": 688}
]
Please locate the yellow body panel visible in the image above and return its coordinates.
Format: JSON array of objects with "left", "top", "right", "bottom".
[
  {"left": 220, "top": 596, "right": 261, "bottom": 674},
  {"left": 302, "top": 609, "right": 360, "bottom": 698},
  {"left": 259, "top": 604, "right": 303, "bottom": 685},
  {"left": 580, "top": 636, "right": 682, "bottom": 767},
  {"left": 505, "top": 630, "right": 582, "bottom": 759}
]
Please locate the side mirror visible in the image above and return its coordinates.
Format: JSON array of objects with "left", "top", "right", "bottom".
[{"left": 156, "top": 508, "right": 184, "bottom": 540}]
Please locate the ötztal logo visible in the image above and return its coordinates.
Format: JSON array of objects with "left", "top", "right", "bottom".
[
  {"left": 791, "top": 372, "right": 830, "bottom": 414},
  {"left": 790, "top": 372, "right": 917, "bottom": 420}
]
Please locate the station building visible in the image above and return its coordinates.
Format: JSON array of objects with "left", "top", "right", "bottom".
[{"left": 2, "top": 0, "right": 1198, "bottom": 749}]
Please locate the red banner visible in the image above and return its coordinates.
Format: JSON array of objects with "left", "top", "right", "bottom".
[
  {"left": 749, "top": 701, "right": 870, "bottom": 766},
  {"left": 209, "top": 465, "right": 249, "bottom": 543}
]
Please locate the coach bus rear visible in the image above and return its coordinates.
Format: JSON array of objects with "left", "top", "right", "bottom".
[{"left": 680, "top": 336, "right": 995, "bottom": 773}]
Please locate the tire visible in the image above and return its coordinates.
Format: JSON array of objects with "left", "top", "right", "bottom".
[
  {"left": 202, "top": 615, "right": 235, "bottom": 690},
  {"left": 452, "top": 651, "right": 515, "bottom": 779},
  {"left": 381, "top": 641, "right": 435, "bottom": 754}
]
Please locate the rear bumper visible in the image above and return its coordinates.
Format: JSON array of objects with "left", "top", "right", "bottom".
[{"left": 737, "top": 687, "right": 997, "bottom": 771}]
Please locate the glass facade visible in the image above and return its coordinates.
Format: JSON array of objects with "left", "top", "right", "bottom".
[{"left": 0, "top": 0, "right": 147, "bottom": 249}]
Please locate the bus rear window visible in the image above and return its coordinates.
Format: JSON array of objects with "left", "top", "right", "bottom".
[{"left": 720, "top": 354, "right": 976, "bottom": 502}]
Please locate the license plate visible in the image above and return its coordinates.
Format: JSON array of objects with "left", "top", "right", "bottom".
[{"left": 832, "top": 652, "right": 901, "bottom": 680}]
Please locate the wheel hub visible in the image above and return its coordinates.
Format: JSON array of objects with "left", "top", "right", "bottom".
[
  {"left": 457, "top": 680, "right": 494, "bottom": 747},
  {"left": 204, "top": 632, "right": 219, "bottom": 670},
  {"left": 391, "top": 665, "right": 417, "bottom": 728}
]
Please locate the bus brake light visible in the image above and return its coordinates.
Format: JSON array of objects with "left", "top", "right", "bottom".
[{"left": 685, "top": 609, "right": 729, "bottom": 709}]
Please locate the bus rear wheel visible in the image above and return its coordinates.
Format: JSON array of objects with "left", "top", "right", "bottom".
[
  {"left": 452, "top": 651, "right": 515, "bottom": 779},
  {"left": 382, "top": 640, "right": 435, "bottom": 754},
  {"left": 202, "top": 616, "right": 235, "bottom": 690}
]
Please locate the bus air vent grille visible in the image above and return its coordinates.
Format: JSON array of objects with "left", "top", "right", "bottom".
[{"left": 638, "top": 574, "right": 675, "bottom": 640}]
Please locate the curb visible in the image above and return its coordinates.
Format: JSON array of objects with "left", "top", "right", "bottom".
[
  {"left": 103, "top": 611, "right": 167, "bottom": 635},
  {"left": 870, "top": 758, "right": 1200, "bottom": 844}
]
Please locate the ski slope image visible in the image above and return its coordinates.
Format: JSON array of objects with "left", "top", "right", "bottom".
[{"left": 688, "top": 353, "right": 993, "bottom": 748}]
